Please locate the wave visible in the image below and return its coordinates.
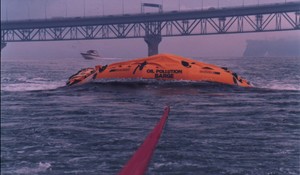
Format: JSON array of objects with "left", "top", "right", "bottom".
[
  {"left": 14, "top": 162, "right": 51, "bottom": 174},
  {"left": 261, "top": 83, "right": 300, "bottom": 91},
  {"left": 97, "top": 57, "right": 123, "bottom": 60},
  {"left": 1, "top": 78, "right": 65, "bottom": 92},
  {"left": 92, "top": 79, "right": 233, "bottom": 87},
  {"left": 2, "top": 76, "right": 299, "bottom": 92},
  {"left": 255, "top": 80, "right": 300, "bottom": 91}
]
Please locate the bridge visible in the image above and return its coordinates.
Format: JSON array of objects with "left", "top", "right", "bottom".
[{"left": 1, "top": 2, "right": 300, "bottom": 56}]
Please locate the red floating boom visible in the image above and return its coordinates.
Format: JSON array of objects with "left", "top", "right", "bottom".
[{"left": 118, "top": 106, "right": 170, "bottom": 175}]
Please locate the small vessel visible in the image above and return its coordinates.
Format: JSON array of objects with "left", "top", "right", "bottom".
[
  {"left": 80, "top": 50, "right": 100, "bottom": 60},
  {"left": 67, "top": 54, "right": 252, "bottom": 87}
]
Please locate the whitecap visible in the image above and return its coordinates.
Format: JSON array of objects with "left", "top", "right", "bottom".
[
  {"left": 261, "top": 83, "right": 300, "bottom": 91},
  {"left": 2, "top": 75, "right": 66, "bottom": 92},
  {"left": 14, "top": 162, "right": 51, "bottom": 174},
  {"left": 1, "top": 81, "right": 65, "bottom": 92}
]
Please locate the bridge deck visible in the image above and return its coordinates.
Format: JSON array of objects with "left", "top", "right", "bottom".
[
  {"left": 2, "top": 2, "right": 300, "bottom": 29},
  {"left": 1, "top": 2, "right": 299, "bottom": 56}
]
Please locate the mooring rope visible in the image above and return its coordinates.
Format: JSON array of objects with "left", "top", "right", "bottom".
[{"left": 118, "top": 106, "right": 170, "bottom": 175}]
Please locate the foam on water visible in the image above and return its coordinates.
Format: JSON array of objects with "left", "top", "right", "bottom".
[
  {"left": 14, "top": 162, "right": 51, "bottom": 174},
  {"left": 1, "top": 78, "right": 65, "bottom": 92},
  {"left": 257, "top": 80, "right": 300, "bottom": 91},
  {"left": 263, "top": 83, "right": 300, "bottom": 91}
]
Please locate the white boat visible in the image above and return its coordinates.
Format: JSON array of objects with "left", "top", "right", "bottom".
[{"left": 80, "top": 50, "right": 100, "bottom": 60}]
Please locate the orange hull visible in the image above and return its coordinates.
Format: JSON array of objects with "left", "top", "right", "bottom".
[{"left": 67, "top": 54, "right": 252, "bottom": 87}]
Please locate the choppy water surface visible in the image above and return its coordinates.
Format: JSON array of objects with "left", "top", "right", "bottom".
[{"left": 1, "top": 56, "right": 300, "bottom": 175}]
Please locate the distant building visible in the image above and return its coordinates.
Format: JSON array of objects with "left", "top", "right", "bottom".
[{"left": 243, "top": 39, "right": 300, "bottom": 57}]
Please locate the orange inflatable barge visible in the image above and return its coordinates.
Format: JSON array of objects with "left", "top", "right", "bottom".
[{"left": 66, "top": 54, "right": 252, "bottom": 87}]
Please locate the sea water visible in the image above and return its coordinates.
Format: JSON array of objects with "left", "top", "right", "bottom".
[{"left": 1, "top": 56, "right": 299, "bottom": 174}]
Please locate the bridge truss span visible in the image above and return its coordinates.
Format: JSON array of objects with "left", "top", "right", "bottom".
[
  {"left": 2, "top": 11, "right": 299, "bottom": 42},
  {"left": 1, "top": 2, "right": 300, "bottom": 55}
]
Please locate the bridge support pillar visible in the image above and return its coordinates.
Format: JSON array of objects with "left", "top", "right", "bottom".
[
  {"left": 296, "top": 11, "right": 300, "bottom": 29},
  {"left": 1, "top": 42, "right": 7, "bottom": 50},
  {"left": 256, "top": 14, "right": 263, "bottom": 31},
  {"left": 144, "top": 35, "right": 162, "bottom": 56}
]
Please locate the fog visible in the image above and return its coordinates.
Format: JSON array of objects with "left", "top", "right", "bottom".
[{"left": 1, "top": 0, "right": 299, "bottom": 59}]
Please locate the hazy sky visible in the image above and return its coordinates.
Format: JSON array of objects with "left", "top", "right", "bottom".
[{"left": 1, "top": 0, "right": 300, "bottom": 59}]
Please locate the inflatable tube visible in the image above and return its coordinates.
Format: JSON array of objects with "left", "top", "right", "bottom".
[
  {"left": 66, "top": 54, "right": 252, "bottom": 87},
  {"left": 66, "top": 68, "right": 96, "bottom": 86}
]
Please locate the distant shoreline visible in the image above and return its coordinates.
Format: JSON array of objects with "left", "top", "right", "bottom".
[{"left": 243, "top": 39, "right": 300, "bottom": 57}]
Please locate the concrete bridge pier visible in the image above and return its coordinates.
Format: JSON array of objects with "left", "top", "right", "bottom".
[
  {"left": 1, "top": 42, "right": 7, "bottom": 50},
  {"left": 144, "top": 35, "right": 162, "bottom": 56}
]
